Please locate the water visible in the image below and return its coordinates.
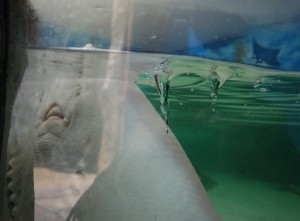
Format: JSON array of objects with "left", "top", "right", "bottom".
[
  {"left": 16, "top": 48, "right": 300, "bottom": 221},
  {"left": 137, "top": 55, "right": 300, "bottom": 220}
]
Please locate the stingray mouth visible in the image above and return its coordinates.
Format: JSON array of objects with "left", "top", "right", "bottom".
[
  {"left": 44, "top": 104, "right": 65, "bottom": 121},
  {"left": 36, "top": 103, "right": 71, "bottom": 137}
]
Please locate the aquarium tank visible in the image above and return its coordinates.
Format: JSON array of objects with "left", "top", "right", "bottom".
[{"left": 1, "top": 0, "right": 300, "bottom": 221}]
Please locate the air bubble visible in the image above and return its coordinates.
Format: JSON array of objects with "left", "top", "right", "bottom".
[
  {"left": 254, "top": 79, "right": 261, "bottom": 89},
  {"left": 259, "top": 88, "right": 269, "bottom": 92},
  {"left": 153, "top": 58, "right": 171, "bottom": 132}
]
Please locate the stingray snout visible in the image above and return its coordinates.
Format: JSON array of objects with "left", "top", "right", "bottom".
[{"left": 44, "top": 104, "right": 64, "bottom": 121}]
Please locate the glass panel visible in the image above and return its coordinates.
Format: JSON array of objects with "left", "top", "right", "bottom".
[{"left": 2, "top": 1, "right": 300, "bottom": 221}]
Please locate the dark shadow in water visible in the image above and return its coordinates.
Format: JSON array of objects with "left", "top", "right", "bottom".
[
  {"left": 197, "top": 170, "right": 218, "bottom": 190},
  {"left": 279, "top": 184, "right": 300, "bottom": 197}
]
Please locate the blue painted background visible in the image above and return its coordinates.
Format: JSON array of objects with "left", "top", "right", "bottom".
[{"left": 35, "top": 4, "right": 300, "bottom": 71}]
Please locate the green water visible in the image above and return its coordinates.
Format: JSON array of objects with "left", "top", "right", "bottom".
[{"left": 137, "top": 55, "right": 300, "bottom": 220}]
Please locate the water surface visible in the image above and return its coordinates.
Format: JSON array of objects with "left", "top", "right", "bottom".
[{"left": 136, "top": 55, "right": 300, "bottom": 221}]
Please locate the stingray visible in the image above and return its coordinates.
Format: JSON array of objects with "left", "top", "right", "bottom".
[
  {"left": 7, "top": 49, "right": 220, "bottom": 221},
  {"left": 33, "top": 79, "right": 102, "bottom": 173},
  {"left": 67, "top": 78, "right": 220, "bottom": 221}
]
